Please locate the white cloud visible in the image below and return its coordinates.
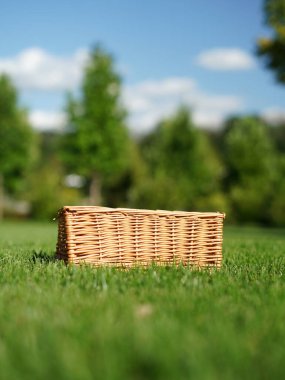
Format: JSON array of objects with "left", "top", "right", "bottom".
[
  {"left": 26, "top": 76, "right": 243, "bottom": 133},
  {"left": 196, "top": 48, "right": 256, "bottom": 70},
  {"left": 0, "top": 47, "right": 88, "bottom": 91},
  {"left": 0, "top": 48, "right": 246, "bottom": 133},
  {"left": 123, "top": 77, "right": 243, "bottom": 133},
  {"left": 261, "top": 107, "right": 285, "bottom": 125},
  {"left": 130, "top": 78, "right": 196, "bottom": 97},
  {"left": 29, "top": 110, "right": 66, "bottom": 130}
]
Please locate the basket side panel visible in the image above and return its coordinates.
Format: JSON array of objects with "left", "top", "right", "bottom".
[
  {"left": 195, "top": 215, "right": 224, "bottom": 267},
  {"left": 66, "top": 211, "right": 104, "bottom": 264},
  {"left": 56, "top": 210, "right": 68, "bottom": 260},
  {"left": 56, "top": 208, "right": 224, "bottom": 267}
]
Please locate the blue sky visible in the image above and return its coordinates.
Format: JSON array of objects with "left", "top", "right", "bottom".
[{"left": 0, "top": 0, "right": 284, "bottom": 133}]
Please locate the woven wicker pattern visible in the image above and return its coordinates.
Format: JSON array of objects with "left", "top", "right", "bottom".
[{"left": 56, "top": 206, "right": 225, "bottom": 267}]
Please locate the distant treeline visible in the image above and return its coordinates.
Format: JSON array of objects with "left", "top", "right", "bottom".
[
  {"left": 0, "top": 45, "right": 285, "bottom": 226},
  {"left": 33, "top": 110, "right": 284, "bottom": 226}
]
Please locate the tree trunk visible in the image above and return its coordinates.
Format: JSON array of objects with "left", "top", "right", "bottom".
[
  {"left": 0, "top": 174, "right": 3, "bottom": 220},
  {"left": 89, "top": 172, "right": 102, "bottom": 205}
]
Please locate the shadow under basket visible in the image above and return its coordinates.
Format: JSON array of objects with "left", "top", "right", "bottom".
[{"left": 56, "top": 206, "right": 225, "bottom": 268}]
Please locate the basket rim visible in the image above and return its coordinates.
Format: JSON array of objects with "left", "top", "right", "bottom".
[{"left": 60, "top": 206, "right": 225, "bottom": 219}]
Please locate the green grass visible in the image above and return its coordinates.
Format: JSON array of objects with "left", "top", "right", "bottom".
[{"left": 0, "top": 221, "right": 285, "bottom": 380}]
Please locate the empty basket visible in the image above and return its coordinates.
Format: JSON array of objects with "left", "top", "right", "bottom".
[{"left": 56, "top": 206, "right": 225, "bottom": 267}]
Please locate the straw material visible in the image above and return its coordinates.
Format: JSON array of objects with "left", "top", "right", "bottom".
[{"left": 56, "top": 206, "right": 225, "bottom": 267}]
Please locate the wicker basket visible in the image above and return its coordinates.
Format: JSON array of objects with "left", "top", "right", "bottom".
[{"left": 56, "top": 206, "right": 225, "bottom": 267}]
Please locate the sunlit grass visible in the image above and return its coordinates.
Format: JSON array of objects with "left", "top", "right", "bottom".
[{"left": 0, "top": 221, "right": 285, "bottom": 379}]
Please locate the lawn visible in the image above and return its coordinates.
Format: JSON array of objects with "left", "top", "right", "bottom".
[{"left": 0, "top": 221, "right": 285, "bottom": 380}]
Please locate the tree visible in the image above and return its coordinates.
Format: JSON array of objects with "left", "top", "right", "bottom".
[
  {"left": 28, "top": 158, "right": 81, "bottom": 220},
  {"left": 269, "top": 155, "right": 285, "bottom": 225},
  {"left": 256, "top": 0, "right": 285, "bottom": 83},
  {"left": 223, "top": 116, "right": 277, "bottom": 223},
  {"left": 270, "top": 122, "right": 285, "bottom": 153},
  {"left": 27, "top": 131, "right": 80, "bottom": 220},
  {"left": 0, "top": 74, "right": 37, "bottom": 218},
  {"left": 60, "top": 45, "right": 130, "bottom": 205},
  {"left": 136, "top": 107, "right": 226, "bottom": 211}
]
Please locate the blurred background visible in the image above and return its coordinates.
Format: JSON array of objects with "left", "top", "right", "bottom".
[{"left": 0, "top": 0, "right": 284, "bottom": 225}]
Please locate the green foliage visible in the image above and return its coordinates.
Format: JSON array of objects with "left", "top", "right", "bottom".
[
  {"left": 269, "top": 155, "right": 285, "bottom": 225},
  {"left": 0, "top": 222, "right": 285, "bottom": 379},
  {"left": 103, "top": 140, "right": 148, "bottom": 207},
  {"left": 223, "top": 117, "right": 276, "bottom": 222},
  {"left": 27, "top": 132, "right": 81, "bottom": 220},
  {"left": 60, "top": 45, "right": 130, "bottom": 203},
  {"left": 28, "top": 160, "right": 81, "bottom": 220},
  {"left": 270, "top": 123, "right": 285, "bottom": 153},
  {"left": 257, "top": 0, "right": 285, "bottom": 83},
  {"left": 0, "top": 74, "right": 38, "bottom": 194},
  {"left": 136, "top": 107, "right": 226, "bottom": 211},
  {"left": 0, "top": 45, "right": 282, "bottom": 225}
]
